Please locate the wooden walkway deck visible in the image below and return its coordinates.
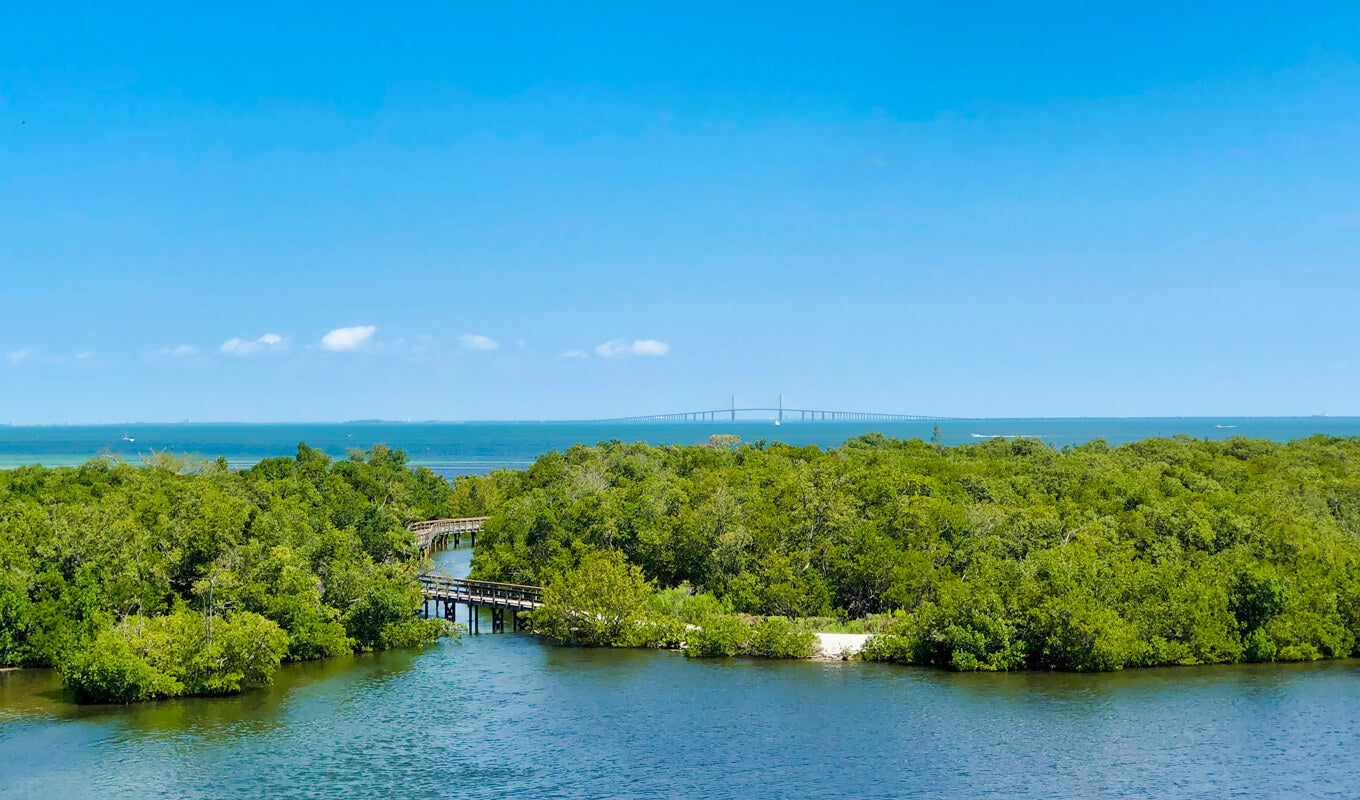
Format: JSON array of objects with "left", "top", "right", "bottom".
[
  {"left": 419, "top": 573, "right": 543, "bottom": 634},
  {"left": 408, "top": 516, "right": 488, "bottom": 556},
  {"left": 410, "top": 518, "right": 544, "bottom": 634},
  {"left": 418, "top": 574, "right": 544, "bottom": 611}
]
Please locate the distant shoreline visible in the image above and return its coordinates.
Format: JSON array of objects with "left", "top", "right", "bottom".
[{"left": 3, "top": 415, "right": 1354, "bottom": 427}]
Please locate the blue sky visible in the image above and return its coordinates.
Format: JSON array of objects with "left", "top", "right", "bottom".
[{"left": 3, "top": 2, "right": 1359, "bottom": 422}]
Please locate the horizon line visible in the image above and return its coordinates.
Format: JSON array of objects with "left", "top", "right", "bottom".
[{"left": 2, "top": 414, "right": 1353, "bottom": 427}]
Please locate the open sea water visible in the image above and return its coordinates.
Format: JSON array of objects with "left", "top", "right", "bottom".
[{"left": 2, "top": 417, "right": 1357, "bottom": 476}]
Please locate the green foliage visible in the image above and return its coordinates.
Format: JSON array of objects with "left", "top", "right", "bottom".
[
  {"left": 378, "top": 618, "right": 461, "bottom": 649},
  {"left": 1229, "top": 569, "right": 1288, "bottom": 632},
  {"left": 748, "top": 617, "right": 818, "bottom": 658},
  {"left": 532, "top": 550, "right": 653, "bottom": 646},
  {"left": 684, "top": 615, "right": 753, "bottom": 658},
  {"left": 1024, "top": 598, "right": 1134, "bottom": 672},
  {"left": 683, "top": 615, "right": 817, "bottom": 659},
  {"left": 465, "top": 433, "right": 1360, "bottom": 672},
  {"left": 861, "top": 633, "right": 916, "bottom": 663},
  {"left": 644, "top": 584, "right": 730, "bottom": 623},
  {"left": 60, "top": 609, "right": 288, "bottom": 703},
  {"left": 344, "top": 571, "right": 426, "bottom": 651},
  {"left": 0, "top": 444, "right": 458, "bottom": 699},
  {"left": 888, "top": 586, "right": 1028, "bottom": 671},
  {"left": 620, "top": 615, "right": 688, "bottom": 649}
]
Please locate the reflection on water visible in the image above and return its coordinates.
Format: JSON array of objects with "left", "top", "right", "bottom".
[
  {"left": 4, "top": 645, "right": 1360, "bottom": 797},
  {"left": 5, "top": 546, "right": 1360, "bottom": 799}
]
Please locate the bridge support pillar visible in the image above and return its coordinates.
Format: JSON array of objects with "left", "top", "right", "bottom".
[{"left": 492, "top": 608, "right": 505, "bottom": 633}]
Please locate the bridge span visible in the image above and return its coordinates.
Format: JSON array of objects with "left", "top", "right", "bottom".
[{"left": 590, "top": 407, "right": 946, "bottom": 423}]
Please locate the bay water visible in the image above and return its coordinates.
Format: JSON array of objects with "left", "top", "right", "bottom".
[
  {"left": 3, "top": 417, "right": 1358, "bottom": 476},
  {"left": 3, "top": 553, "right": 1357, "bottom": 798}
]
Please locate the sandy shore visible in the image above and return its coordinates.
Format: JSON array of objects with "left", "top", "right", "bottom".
[{"left": 814, "top": 632, "right": 869, "bottom": 660}]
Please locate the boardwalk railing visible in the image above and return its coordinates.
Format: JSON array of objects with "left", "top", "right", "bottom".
[
  {"left": 409, "top": 517, "right": 543, "bottom": 633},
  {"left": 419, "top": 572, "right": 544, "bottom": 633},
  {"left": 408, "top": 516, "right": 488, "bottom": 555},
  {"left": 418, "top": 573, "right": 544, "bottom": 611}
]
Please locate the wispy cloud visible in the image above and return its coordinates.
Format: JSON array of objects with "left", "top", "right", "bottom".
[
  {"left": 631, "top": 339, "right": 670, "bottom": 356},
  {"left": 458, "top": 333, "right": 500, "bottom": 352},
  {"left": 75, "top": 351, "right": 95, "bottom": 361},
  {"left": 155, "top": 344, "right": 199, "bottom": 358},
  {"left": 320, "top": 326, "right": 376, "bottom": 352},
  {"left": 595, "top": 339, "right": 670, "bottom": 358},
  {"left": 559, "top": 349, "right": 588, "bottom": 359},
  {"left": 221, "top": 333, "right": 286, "bottom": 356},
  {"left": 5, "top": 347, "right": 36, "bottom": 365}
]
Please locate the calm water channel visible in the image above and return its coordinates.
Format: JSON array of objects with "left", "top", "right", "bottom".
[{"left": 3, "top": 544, "right": 1360, "bottom": 798}]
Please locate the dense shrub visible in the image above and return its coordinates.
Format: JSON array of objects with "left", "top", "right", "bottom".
[
  {"left": 532, "top": 550, "right": 652, "bottom": 646},
  {"left": 748, "top": 617, "right": 818, "bottom": 659},
  {"left": 684, "top": 615, "right": 752, "bottom": 658},
  {"left": 60, "top": 609, "right": 289, "bottom": 703},
  {"left": 379, "top": 618, "right": 461, "bottom": 649}
]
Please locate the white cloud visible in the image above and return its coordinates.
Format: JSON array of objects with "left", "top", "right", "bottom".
[
  {"left": 5, "top": 347, "right": 36, "bottom": 365},
  {"left": 458, "top": 333, "right": 500, "bottom": 352},
  {"left": 320, "top": 325, "right": 377, "bottom": 352},
  {"left": 559, "top": 349, "right": 588, "bottom": 359},
  {"left": 631, "top": 339, "right": 670, "bottom": 356},
  {"left": 221, "top": 333, "right": 287, "bottom": 356},
  {"left": 595, "top": 339, "right": 671, "bottom": 358},
  {"left": 75, "top": 351, "right": 95, "bottom": 361}
]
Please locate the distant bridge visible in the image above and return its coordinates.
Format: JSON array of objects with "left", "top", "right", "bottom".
[{"left": 590, "top": 407, "right": 946, "bottom": 423}]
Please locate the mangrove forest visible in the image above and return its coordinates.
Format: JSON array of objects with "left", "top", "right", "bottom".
[{"left": 6, "top": 432, "right": 1360, "bottom": 704}]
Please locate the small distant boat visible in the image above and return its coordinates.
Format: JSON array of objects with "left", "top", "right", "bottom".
[
  {"left": 122, "top": 435, "right": 135, "bottom": 442},
  {"left": 773, "top": 420, "right": 781, "bottom": 426}
]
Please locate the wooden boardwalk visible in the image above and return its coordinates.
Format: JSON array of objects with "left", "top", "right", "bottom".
[
  {"left": 418, "top": 574, "right": 543, "bottom": 634},
  {"left": 418, "top": 574, "right": 544, "bottom": 612},
  {"left": 410, "top": 517, "right": 543, "bottom": 633},
  {"left": 408, "top": 516, "right": 488, "bottom": 556}
]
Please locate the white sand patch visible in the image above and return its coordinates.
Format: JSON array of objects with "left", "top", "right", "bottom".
[{"left": 814, "top": 632, "right": 869, "bottom": 660}]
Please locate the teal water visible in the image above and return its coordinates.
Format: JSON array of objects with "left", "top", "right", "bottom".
[
  {"left": 3, "top": 418, "right": 1358, "bottom": 476},
  {"left": 3, "top": 542, "right": 1359, "bottom": 798}
]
